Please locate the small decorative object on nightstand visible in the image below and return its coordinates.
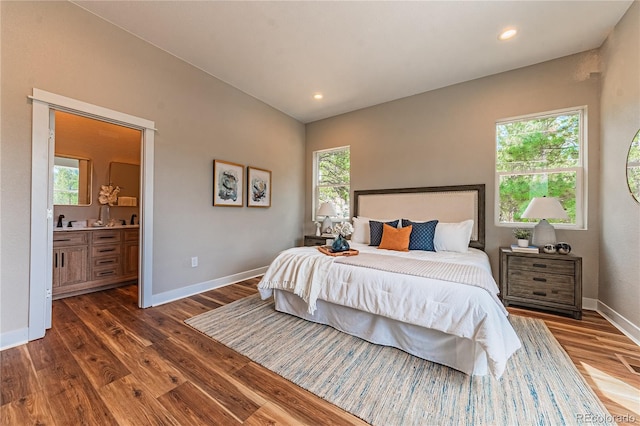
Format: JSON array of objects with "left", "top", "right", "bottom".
[
  {"left": 556, "top": 242, "right": 572, "bottom": 254},
  {"left": 499, "top": 247, "right": 582, "bottom": 319},
  {"left": 512, "top": 228, "right": 531, "bottom": 247}
]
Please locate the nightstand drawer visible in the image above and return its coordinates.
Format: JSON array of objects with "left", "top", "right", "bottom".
[
  {"left": 508, "top": 256, "right": 575, "bottom": 275},
  {"left": 508, "top": 279, "right": 575, "bottom": 305},
  {"left": 304, "top": 235, "right": 331, "bottom": 246}
]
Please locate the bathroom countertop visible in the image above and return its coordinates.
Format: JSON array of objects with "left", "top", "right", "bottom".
[{"left": 54, "top": 224, "right": 139, "bottom": 232}]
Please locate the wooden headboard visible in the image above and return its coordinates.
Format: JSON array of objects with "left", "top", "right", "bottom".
[{"left": 353, "top": 184, "right": 485, "bottom": 250}]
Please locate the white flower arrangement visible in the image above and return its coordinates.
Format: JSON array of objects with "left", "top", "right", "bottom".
[
  {"left": 98, "top": 184, "right": 120, "bottom": 206},
  {"left": 333, "top": 221, "right": 354, "bottom": 237}
]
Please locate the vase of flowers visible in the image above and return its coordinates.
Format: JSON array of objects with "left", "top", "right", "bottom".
[
  {"left": 98, "top": 184, "right": 120, "bottom": 225},
  {"left": 331, "top": 222, "right": 354, "bottom": 252},
  {"left": 513, "top": 228, "right": 532, "bottom": 247}
]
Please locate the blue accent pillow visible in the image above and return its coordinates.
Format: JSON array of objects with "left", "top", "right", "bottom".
[
  {"left": 401, "top": 219, "right": 438, "bottom": 251},
  {"left": 369, "top": 220, "right": 399, "bottom": 246}
]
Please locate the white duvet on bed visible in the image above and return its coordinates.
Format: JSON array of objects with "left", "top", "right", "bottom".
[{"left": 259, "top": 243, "right": 521, "bottom": 378}]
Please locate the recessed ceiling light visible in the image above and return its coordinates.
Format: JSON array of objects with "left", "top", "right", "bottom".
[
  {"left": 313, "top": 93, "right": 323, "bottom": 100},
  {"left": 499, "top": 28, "right": 517, "bottom": 41}
]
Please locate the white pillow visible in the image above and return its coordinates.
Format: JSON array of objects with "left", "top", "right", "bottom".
[
  {"left": 434, "top": 220, "right": 474, "bottom": 253},
  {"left": 351, "top": 216, "right": 371, "bottom": 244},
  {"left": 351, "top": 216, "right": 399, "bottom": 244}
]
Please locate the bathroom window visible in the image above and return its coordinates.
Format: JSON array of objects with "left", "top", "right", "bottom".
[
  {"left": 313, "top": 146, "right": 350, "bottom": 220},
  {"left": 53, "top": 155, "right": 92, "bottom": 205}
]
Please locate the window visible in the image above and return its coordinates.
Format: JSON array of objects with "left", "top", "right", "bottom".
[
  {"left": 495, "top": 107, "right": 586, "bottom": 228},
  {"left": 53, "top": 157, "right": 81, "bottom": 205},
  {"left": 313, "top": 146, "right": 350, "bottom": 220},
  {"left": 52, "top": 155, "right": 92, "bottom": 205}
]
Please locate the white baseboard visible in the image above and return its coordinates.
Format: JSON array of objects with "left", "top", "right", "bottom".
[
  {"left": 0, "top": 327, "right": 29, "bottom": 351},
  {"left": 582, "top": 297, "right": 598, "bottom": 311},
  {"left": 597, "top": 300, "right": 640, "bottom": 346},
  {"left": 151, "top": 266, "right": 268, "bottom": 307}
]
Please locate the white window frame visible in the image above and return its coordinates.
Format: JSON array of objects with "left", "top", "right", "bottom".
[
  {"left": 312, "top": 145, "right": 350, "bottom": 221},
  {"left": 495, "top": 106, "right": 587, "bottom": 230}
]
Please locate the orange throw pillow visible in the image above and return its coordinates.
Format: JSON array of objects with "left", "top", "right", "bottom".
[{"left": 378, "top": 223, "right": 412, "bottom": 251}]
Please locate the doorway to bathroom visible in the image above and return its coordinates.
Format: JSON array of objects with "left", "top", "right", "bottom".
[
  {"left": 29, "top": 88, "right": 155, "bottom": 341},
  {"left": 52, "top": 110, "right": 141, "bottom": 302}
]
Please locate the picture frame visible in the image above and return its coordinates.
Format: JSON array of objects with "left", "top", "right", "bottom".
[
  {"left": 213, "top": 160, "right": 244, "bottom": 207},
  {"left": 247, "top": 166, "right": 272, "bottom": 208}
]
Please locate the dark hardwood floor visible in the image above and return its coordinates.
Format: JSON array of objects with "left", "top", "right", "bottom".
[{"left": 1, "top": 279, "right": 638, "bottom": 425}]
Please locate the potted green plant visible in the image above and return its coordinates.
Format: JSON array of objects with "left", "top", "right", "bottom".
[{"left": 513, "top": 228, "right": 532, "bottom": 247}]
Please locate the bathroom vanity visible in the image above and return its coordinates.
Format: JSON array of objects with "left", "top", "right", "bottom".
[{"left": 53, "top": 226, "right": 139, "bottom": 299}]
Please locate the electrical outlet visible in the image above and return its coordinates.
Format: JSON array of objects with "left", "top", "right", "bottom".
[{"left": 191, "top": 257, "right": 198, "bottom": 268}]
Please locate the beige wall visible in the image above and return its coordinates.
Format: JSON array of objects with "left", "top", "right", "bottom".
[
  {"left": 599, "top": 1, "right": 640, "bottom": 327},
  {"left": 0, "top": 2, "right": 305, "bottom": 335},
  {"left": 306, "top": 51, "right": 602, "bottom": 297}
]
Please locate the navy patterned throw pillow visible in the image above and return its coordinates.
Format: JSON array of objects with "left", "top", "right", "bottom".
[
  {"left": 369, "top": 220, "right": 399, "bottom": 246},
  {"left": 401, "top": 219, "right": 439, "bottom": 251}
]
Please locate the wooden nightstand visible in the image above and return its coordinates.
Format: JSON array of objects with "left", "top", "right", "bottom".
[
  {"left": 499, "top": 247, "right": 582, "bottom": 319},
  {"left": 304, "top": 235, "right": 333, "bottom": 247}
]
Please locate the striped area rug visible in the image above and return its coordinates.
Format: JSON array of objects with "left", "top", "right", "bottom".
[{"left": 185, "top": 294, "right": 614, "bottom": 426}]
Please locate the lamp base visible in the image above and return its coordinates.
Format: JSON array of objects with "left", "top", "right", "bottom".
[
  {"left": 321, "top": 216, "right": 333, "bottom": 235},
  {"left": 531, "top": 219, "right": 557, "bottom": 247}
]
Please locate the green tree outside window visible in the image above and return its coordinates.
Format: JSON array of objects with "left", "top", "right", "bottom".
[
  {"left": 315, "top": 146, "right": 350, "bottom": 219},
  {"left": 496, "top": 110, "right": 584, "bottom": 225},
  {"left": 53, "top": 165, "right": 80, "bottom": 205}
]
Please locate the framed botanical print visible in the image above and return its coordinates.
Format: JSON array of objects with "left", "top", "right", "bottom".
[
  {"left": 213, "top": 160, "right": 244, "bottom": 207},
  {"left": 247, "top": 166, "right": 272, "bottom": 208}
]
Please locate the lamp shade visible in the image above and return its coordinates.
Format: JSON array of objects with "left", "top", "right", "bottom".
[
  {"left": 317, "top": 202, "right": 337, "bottom": 235},
  {"left": 317, "top": 202, "right": 337, "bottom": 217},
  {"left": 521, "top": 197, "right": 569, "bottom": 220}
]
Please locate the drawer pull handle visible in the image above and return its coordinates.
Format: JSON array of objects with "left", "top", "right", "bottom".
[
  {"left": 533, "top": 277, "right": 547, "bottom": 282},
  {"left": 97, "top": 271, "right": 115, "bottom": 277},
  {"left": 533, "top": 291, "right": 547, "bottom": 296},
  {"left": 98, "top": 248, "right": 116, "bottom": 253},
  {"left": 99, "top": 236, "right": 115, "bottom": 239},
  {"left": 97, "top": 259, "right": 115, "bottom": 265},
  {"left": 533, "top": 263, "right": 547, "bottom": 268},
  {"left": 55, "top": 238, "right": 71, "bottom": 242}
]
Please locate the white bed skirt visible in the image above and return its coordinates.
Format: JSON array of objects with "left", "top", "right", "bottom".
[{"left": 273, "top": 289, "right": 489, "bottom": 376}]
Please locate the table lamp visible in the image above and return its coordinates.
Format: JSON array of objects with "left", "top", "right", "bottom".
[
  {"left": 521, "top": 196, "right": 569, "bottom": 246},
  {"left": 317, "top": 202, "right": 337, "bottom": 235}
]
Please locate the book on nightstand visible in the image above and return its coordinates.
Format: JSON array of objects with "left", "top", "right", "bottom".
[{"left": 510, "top": 244, "right": 540, "bottom": 253}]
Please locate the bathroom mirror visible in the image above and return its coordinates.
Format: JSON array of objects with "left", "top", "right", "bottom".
[
  {"left": 627, "top": 129, "right": 640, "bottom": 204},
  {"left": 53, "top": 155, "right": 93, "bottom": 206},
  {"left": 109, "top": 162, "right": 140, "bottom": 204}
]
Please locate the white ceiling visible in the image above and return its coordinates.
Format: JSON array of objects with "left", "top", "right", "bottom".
[{"left": 73, "top": 1, "right": 632, "bottom": 123}]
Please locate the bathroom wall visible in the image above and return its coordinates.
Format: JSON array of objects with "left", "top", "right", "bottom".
[{"left": 53, "top": 111, "right": 141, "bottom": 227}]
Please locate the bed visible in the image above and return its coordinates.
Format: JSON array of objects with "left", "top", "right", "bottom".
[{"left": 258, "top": 184, "right": 521, "bottom": 378}]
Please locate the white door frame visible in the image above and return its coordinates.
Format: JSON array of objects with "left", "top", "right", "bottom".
[{"left": 29, "top": 88, "right": 155, "bottom": 340}]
